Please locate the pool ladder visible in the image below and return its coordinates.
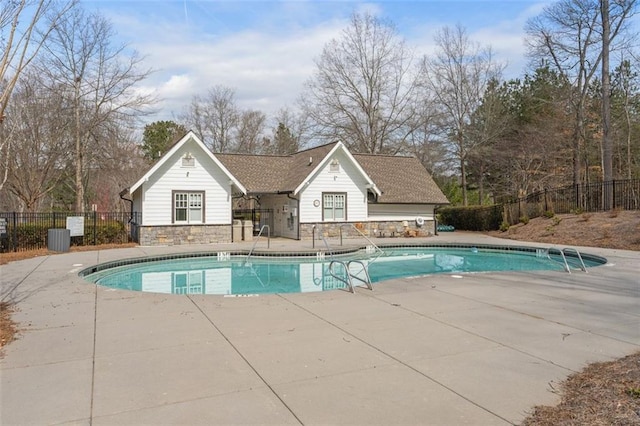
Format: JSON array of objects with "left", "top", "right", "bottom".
[
  {"left": 545, "top": 247, "right": 588, "bottom": 273},
  {"left": 328, "top": 260, "right": 373, "bottom": 293}
]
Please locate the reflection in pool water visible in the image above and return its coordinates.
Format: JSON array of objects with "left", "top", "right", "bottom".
[{"left": 82, "top": 247, "right": 604, "bottom": 295}]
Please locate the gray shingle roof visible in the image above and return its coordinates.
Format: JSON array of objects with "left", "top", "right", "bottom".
[
  {"left": 214, "top": 142, "right": 448, "bottom": 204},
  {"left": 215, "top": 153, "right": 289, "bottom": 193},
  {"left": 282, "top": 142, "right": 339, "bottom": 190},
  {"left": 353, "top": 154, "right": 449, "bottom": 204}
]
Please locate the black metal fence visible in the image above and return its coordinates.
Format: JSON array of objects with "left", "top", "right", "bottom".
[
  {"left": 439, "top": 179, "right": 639, "bottom": 231},
  {"left": 0, "top": 211, "right": 138, "bottom": 253},
  {"left": 503, "top": 179, "right": 640, "bottom": 225}
]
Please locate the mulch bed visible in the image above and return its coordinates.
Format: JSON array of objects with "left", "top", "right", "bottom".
[
  {"left": 0, "top": 302, "right": 18, "bottom": 354},
  {"left": 522, "top": 352, "right": 640, "bottom": 425}
]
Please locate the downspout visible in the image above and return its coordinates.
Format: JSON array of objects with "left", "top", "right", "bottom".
[
  {"left": 119, "top": 188, "right": 134, "bottom": 223},
  {"left": 433, "top": 205, "right": 441, "bottom": 236}
]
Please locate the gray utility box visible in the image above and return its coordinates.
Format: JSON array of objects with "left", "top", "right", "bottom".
[
  {"left": 232, "top": 220, "right": 242, "bottom": 242},
  {"left": 48, "top": 228, "right": 70, "bottom": 252},
  {"left": 243, "top": 220, "right": 254, "bottom": 241}
]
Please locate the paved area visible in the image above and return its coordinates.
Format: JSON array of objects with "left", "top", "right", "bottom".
[{"left": 1, "top": 233, "right": 639, "bottom": 425}]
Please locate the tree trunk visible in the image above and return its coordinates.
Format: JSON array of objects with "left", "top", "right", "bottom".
[
  {"left": 74, "top": 79, "right": 84, "bottom": 212},
  {"left": 461, "top": 157, "right": 468, "bottom": 206},
  {"left": 601, "top": 0, "right": 613, "bottom": 210}
]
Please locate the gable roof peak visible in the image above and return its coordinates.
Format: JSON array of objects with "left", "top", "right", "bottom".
[{"left": 129, "top": 130, "right": 246, "bottom": 194}]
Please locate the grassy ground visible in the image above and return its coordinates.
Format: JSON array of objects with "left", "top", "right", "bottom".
[{"left": 1, "top": 213, "right": 639, "bottom": 424}]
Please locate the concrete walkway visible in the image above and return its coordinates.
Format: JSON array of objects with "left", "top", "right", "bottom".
[{"left": 1, "top": 233, "right": 639, "bottom": 425}]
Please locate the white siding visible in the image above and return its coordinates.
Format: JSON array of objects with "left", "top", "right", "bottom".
[
  {"left": 132, "top": 194, "right": 142, "bottom": 222},
  {"left": 205, "top": 268, "right": 231, "bottom": 294},
  {"left": 141, "top": 271, "right": 172, "bottom": 293},
  {"left": 368, "top": 204, "right": 435, "bottom": 222},
  {"left": 138, "top": 139, "right": 232, "bottom": 226},
  {"left": 299, "top": 150, "right": 368, "bottom": 223}
]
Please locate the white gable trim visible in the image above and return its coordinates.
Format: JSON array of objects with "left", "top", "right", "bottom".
[
  {"left": 129, "top": 131, "right": 246, "bottom": 194},
  {"left": 293, "top": 142, "right": 381, "bottom": 196}
]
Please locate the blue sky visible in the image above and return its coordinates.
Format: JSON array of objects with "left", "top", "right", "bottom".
[{"left": 82, "top": 1, "right": 551, "bottom": 123}]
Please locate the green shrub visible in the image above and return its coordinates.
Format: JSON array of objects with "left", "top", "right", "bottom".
[
  {"left": 438, "top": 205, "right": 503, "bottom": 231},
  {"left": 16, "top": 223, "right": 48, "bottom": 247},
  {"left": 543, "top": 210, "right": 555, "bottom": 218},
  {"left": 519, "top": 216, "right": 530, "bottom": 225},
  {"left": 499, "top": 221, "right": 510, "bottom": 232},
  {"left": 83, "top": 222, "right": 127, "bottom": 245}
]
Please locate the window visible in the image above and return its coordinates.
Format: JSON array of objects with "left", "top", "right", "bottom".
[
  {"left": 172, "top": 271, "right": 205, "bottom": 294},
  {"left": 323, "top": 193, "right": 346, "bottom": 221},
  {"left": 173, "top": 191, "right": 204, "bottom": 223},
  {"left": 182, "top": 153, "right": 195, "bottom": 167}
]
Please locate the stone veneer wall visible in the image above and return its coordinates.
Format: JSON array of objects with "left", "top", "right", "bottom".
[
  {"left": 138, "top": 225, "right": 231, "bottom": 246},
  {"left": 299, "top": 221, "right": 434, "bottom": 240}
]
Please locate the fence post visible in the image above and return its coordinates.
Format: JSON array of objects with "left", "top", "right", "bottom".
[
  {"left": 93, "top": 210, "right": 97, "bottom": 246},
  {"left": 12, "top": 212, "right": 17, "bottom": 252}
]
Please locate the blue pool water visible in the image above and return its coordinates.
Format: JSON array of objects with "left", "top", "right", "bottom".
[{"left": 81, "top": 246, "right": 606, "bottom": 295}]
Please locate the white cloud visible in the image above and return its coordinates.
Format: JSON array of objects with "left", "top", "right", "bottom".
[
  {"left": 113, "top": 10, "right": 347, "bottom": 122},
  {"left": 96, "top": 1, "right": 554, "bottom": 124}
]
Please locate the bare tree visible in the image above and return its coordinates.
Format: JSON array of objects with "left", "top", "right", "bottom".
[
  {"left": 38, "top": 6, "right": 154, "bottom": 211},
  {"left": 1, "top": 70, "right": 71, "bottom": 211},
  {"left": 264, "top": 107, "right": 309, "bottom": 154},
  {"left": 301, "top": 12, "right": 419, "bottom": 154},
  {"left": 525, "top": 0, "right": 637, "bottom": 186},
  {"left": 182, "top": 85, "right": 239, "bottom": 152},
  {"left": 420, "top": 25, "right": 503, "bottom": 205},
  {"left": 612, "top": 58, "right": 640, "bottom": 179},
  {"left": 404, "top": 89, "right": 448, "bottom": 177},
  {"left": 0, "top": 0, "right": 76, "bottom": 191},
  {"left": 235, "top": 109, "right": 266, "bottom": 153}
]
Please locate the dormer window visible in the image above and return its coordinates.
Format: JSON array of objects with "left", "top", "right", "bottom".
[
  {"left": 329, "top": 159, "right": 340, "bottom": 173},
  {"left": 182, "top": 152, "right": 195, "bottom": 167}
]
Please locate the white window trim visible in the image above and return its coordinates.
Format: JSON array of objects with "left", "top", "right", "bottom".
[
  {"left": 322, "top": 192, "right": 346, "bottom": 221},
  {"left": 172, "top": 190, "right": 205, "bottom": 224}
]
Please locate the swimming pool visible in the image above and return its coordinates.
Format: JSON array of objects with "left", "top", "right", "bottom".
[{"left": 80, "top": 244, "right": 606, "bottom": 295}]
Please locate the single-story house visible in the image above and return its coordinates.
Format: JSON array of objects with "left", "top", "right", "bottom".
[{"left": 126, "top": 131, "right": 449, "bottom": 245}]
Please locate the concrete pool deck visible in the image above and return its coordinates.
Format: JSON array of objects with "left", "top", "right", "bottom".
[{"left": 1, "top": 233, "right": 639, "bottom": 425}]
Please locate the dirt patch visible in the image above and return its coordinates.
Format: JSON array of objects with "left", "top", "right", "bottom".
[{"left": 488, "top": 210, "right": 640, "bottom": 251}]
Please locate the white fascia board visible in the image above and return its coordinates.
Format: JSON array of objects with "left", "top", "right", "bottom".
[
  {"left": 293, "top": 141, "right": 381, "bottom": 196},
  {"left": 129, "top": 131, "right": 247, "bottom": 195}
]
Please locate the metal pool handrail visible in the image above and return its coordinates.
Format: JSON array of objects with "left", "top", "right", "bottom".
[
  {"left": 339, "top": 223, "right": 384, "bottom": 254},
  {"left": 246, "top": 225, "right": 270, "bottom": 262},
  {"left": 546, "top": 247, "right": 588, "bottom": 273},
  {"left": 328, "top": 259, "right": 373, "bottom": 293}
]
